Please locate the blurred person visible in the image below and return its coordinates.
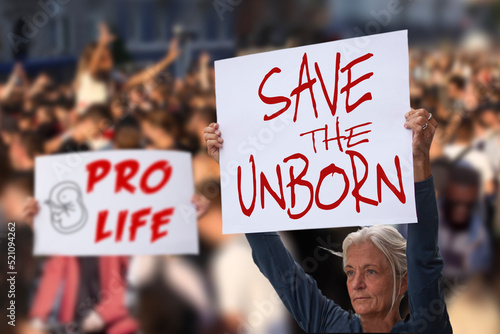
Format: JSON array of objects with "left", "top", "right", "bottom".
[
  {"left": 166, "top": 93, "right": 183, "bottom": 114},
  {"left": 127, "top": 255, "right": 214, "bottom": 334},
  {"left": 110, "top": 95, "right": 128, "bottom": 121},
  {"left": 123, "top": 38, "right": 181, "bottom": 114},
  {"left": 33, "top": 100, "right": 60, "bottom": 141},
  {"left": 28, "top": 255, "right": 138, "bottom": 334},
  {"left": 0, "top": 172, "right": 33, "bottom": 222},
  {"left": 0, "top": 93, "right": 24, "bottom": 117},
  {"left": 186, "top": 107, "right": 216, "bottom": 151},
  {"left": 183, "top": 52, "right": 216, "bottom": 111},
  {"left": 32, "top": 81, "right": 62, "bottom": 107},
  {"left": 53, "top": 101, "right": 75, "bottom": 133},
  {"left": 472, "top": 106, "right": 500, "bottom": 228},
  {"left": 447, "top": 276, "right": 500, "bottom": 334},
  {"left": 474, "top": 105, "right": 500, "bottom": 175},
  {"left": 75, "top": 23, "right": 115, "bottom": 114},
  {"left": 18, "top": 111, "right": 35, "bottom": 131},
  {"left": 204, "top": 108, "right": 453, "bottom": 333},
  {"left": 439, "top": 166, "right": 492, "bottom": 280},
  {"left": 429, "top": 156, "right": 451, "bottom": 197},
  {"left": 447, "top": 75, "right": 468, "bottom": 116},
  {"left": 112, "top": 118, "right": 142, "bottom": 150},
  {"left": 409, "top": 81, "right": 424, "bottom": 109},
  {"left": 0, "top": 62, "right": 29, "bottom": 102},
  {"left": 141, "top": 109, "right": 197, "bottom": 152},
  {"left": 8, "top": 131, "right": 44, "bottom": 171},
  {"left": 25, "top": 73, "right": 52, "bottom": 106},
  {"left": 125, "top": 194, "right": 216, "bottom": 334},
  {"left": 149, "top": 81, "right": 172, "bottom": 110},
  {"left": 443, "top": 118, "right": 495, "bottom": 195},
  {"left": 127, "top": 85, "right": 152, "bottom": 113},
  {"left": 140, "top": 110, "right": 179, "bottom": 150},
  {"left": 187, "top": 107, "right": 220, "bottom": 185},
  {"left": 0, "top": 173, "right": 37, "bottom": 332},
  {"left": 192, "top": 151, "right": 221, "bottom": 186},
  {"left": 22, "top": 198, "right": 138, "bottom": 334},
  {"left": 196, "top": 179, "right": 291, "bottom": 334},
  {"left": 45, "top": 103, "right": 112, "bottom": 154},
  {"left": 495, "top": 186, "right": 500, "bottom": 237},
  {"left": 198, "top": 52, "right": 212, "bottom": 93},
  {"left": 0, "top": 114, "right": 20, "bottom": 147},
  {"left": 0, "top": 139, "right": 11, "bottom": 189},
  {"left": 177, "top": 68, "right": 202, "bottom": 108},
  {"left": 472, "top": 109, "right": 488, "bottom": 142},
  {"left": 58, "top": 82, "right": 76, "bottom": 102},
  {"left": 123, "top": 38, "right": 180, "bottom": 92}
]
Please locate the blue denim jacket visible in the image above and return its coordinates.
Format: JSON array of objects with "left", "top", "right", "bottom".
[{"left": 246, "top": 176, "right": 453, "bottom": 333}]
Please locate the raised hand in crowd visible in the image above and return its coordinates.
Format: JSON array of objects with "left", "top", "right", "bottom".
[{"left": 124, "top": 37, "right": 181, "bottom": 90}]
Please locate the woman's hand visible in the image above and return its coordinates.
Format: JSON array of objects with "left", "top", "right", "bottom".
[
  {"left": 204, "top": 122, "right": 223, "bottom": 164},
  {"left": 404, "top": 108, "right": 437, "bottom": 182},
  {"left": 22, "top": 197, "right": 40, "bottom": 229}
]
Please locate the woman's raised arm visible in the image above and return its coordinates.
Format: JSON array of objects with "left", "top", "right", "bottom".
[{"left": 404, "top": 109, "right": 452, "bottom": 333}]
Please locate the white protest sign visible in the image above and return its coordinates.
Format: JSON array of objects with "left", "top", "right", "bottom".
[
  {"left": 215, "top": 30, "right": 416, "bottom": 234},
  {"left": 34, "top": 150, "right": 198, "bottom": 255}
]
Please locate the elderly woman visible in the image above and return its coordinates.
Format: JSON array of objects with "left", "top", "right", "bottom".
[{"left": 204, "top": 108, "right": 452, "bottom": 333}]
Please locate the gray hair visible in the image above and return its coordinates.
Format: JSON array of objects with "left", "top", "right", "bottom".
[{"left": 323, "top": 225, "right": 407, "bottom": 311}]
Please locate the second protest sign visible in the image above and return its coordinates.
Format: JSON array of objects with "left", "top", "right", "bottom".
[{"left": 34, "top": 150, "right": 198, "bottom": 255}]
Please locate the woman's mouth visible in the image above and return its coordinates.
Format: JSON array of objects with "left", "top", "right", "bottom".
[{"left": 354, "top": 297, "right": 371, "bottom": 301}]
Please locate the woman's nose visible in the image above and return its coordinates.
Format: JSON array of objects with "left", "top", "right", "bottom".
[{"left": 352, "top": 273, "right": 366, "bottom": 290}]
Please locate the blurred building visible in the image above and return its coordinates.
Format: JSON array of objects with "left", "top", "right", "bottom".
[
  {"left": 0, "top": 0, "right": 234, "bottom": 80},
  {"left": 328, "top": 0, "right": 468, "bottom": 41}
]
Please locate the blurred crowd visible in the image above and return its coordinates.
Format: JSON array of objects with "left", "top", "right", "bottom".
[
  {"left": 0, "top": 22, "right": 499, "bottom": 334},
  {"left": 0, "top": 23, "right": 287, "bottom": 334},
  {"left": 406, "top": 44, "right": 500, "bottom": 333}
]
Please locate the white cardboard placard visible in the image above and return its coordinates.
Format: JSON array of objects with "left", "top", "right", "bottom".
[
  {"left": 215, "top": 30, "right": 416, "bottom": 234},
  {"left": 34, "top": 150, "right": 198, "bottom": 255}
]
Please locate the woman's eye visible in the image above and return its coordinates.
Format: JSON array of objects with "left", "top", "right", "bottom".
[
  {"left": 367, "top": 269, "right": 376, "bottom": 275},
  {"left": 346, "top": 270, "right": 354, "bottom": 276}
]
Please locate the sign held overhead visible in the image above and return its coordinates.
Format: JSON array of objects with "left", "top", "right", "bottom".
[{"left": 215, "top": 30, "right": 416, "bottom": 234}]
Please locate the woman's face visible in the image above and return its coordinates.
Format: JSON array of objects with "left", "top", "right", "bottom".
[{"left": 345, "top": 241, "right": 403, "bottom": 317}]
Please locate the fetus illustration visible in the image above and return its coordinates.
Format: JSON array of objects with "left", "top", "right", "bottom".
[{"left": 45, "top": 181, "right": 88, "bottom": 234}]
